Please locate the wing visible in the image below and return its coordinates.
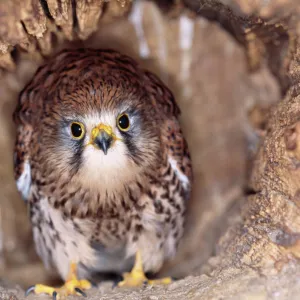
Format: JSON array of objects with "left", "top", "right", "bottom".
[
  {"left": 13, "top": 88, "right": 34, "bottom": 201},
  {"left": 162, "top": 118, "right": 193, "bottom": 191},
  {"left": 13, "top": 123, "right": 33, "bottom": 201},
  {"left": 143, "top": 70, "right": 181, "bottom": 118},
  {"left": 13, "top": 56, "right": 51, "bottom": 201},
  {"left": 143, "top": 70, "right": 192, "bottom": 190}
]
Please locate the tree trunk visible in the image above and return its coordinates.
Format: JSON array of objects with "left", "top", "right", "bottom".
[{"left": 1, "top": 0, "right": 300, "bottom": 299}]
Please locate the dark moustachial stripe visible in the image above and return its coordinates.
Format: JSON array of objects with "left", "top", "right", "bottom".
[
  {"left": 122, "top": 132, "right": 143, "bottom": 165},
  {"left": 69, "top": 133, "right": 84, "bottom": 175}
]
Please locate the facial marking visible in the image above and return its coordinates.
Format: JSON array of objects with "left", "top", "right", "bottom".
[{"left": 72, "top": 112, "right": 141, "bottom": 192}]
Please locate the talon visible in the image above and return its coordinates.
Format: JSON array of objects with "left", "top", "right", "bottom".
[
  {"left": 25, "top": 262, "right": 93, "bottom": 298},
  {"left": 75, "top": 287, "right": 87, "bottom": 297},
  {"left": 89, "top": 280, "right": 98, "bottom": 288},
  {"left": 25, "top": 285, "right": 35, "bottom": 297},
  {"left": 52, "top": 291, "right": 57, "bottom": 300}
]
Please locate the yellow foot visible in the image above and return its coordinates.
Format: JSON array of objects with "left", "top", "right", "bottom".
[
  {"left": 25, "top": 263, "right": 92, "bottom": 299},
  {"left": 118, "top": 250, "right": 172, "bottom": 288},
  {"left": 118, "top": 270, "right": 172, "bottom": 287}
]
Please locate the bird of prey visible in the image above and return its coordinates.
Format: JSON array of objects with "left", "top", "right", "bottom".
[{"left": 13, "top": 48, "right": 192, "bottom": 298}]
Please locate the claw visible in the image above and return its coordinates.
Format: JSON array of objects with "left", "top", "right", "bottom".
[
  {"left": 52, "top": 291, "right": 57, "bottom": 300},
  {"left": 25, "top": 285, "right": 35, "bottom": 297},
  {"left": 24, "top": 262, "right": 92, "bottom": 299},
  {"left": 89, "top": 280, "right": 98, "bottom": 288},
  {"left": 75, "top": 287, "right": 87, "bottom": 297},
  {"left": 112, "top": 281, "right": 118, "bottom": 289}
]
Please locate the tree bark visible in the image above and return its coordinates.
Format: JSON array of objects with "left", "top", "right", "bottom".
[{"left": 1, "top": 0, "right": 300, "bottom": 299}]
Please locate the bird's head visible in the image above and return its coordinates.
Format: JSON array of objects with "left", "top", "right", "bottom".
[
  {"left": 68, "top": 106, "right": 159, "bottom": 189},
  {"left": 17, "top": 49, "right": 179, "bottom": 195},
  {"left": 39, "top": 80, "right": 162, "bottom": 194}
]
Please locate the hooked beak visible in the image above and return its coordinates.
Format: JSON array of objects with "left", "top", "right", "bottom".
[
  {"left": 91, "top": 124, "right": 116, "bottom": 155},
  {"left": 95, "top": 130, "right": 112, "bottom": 155}
]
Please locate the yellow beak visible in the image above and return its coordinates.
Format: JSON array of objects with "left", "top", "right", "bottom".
[{"left": 89, "top": 124, "right": 120, "bottom": 155}]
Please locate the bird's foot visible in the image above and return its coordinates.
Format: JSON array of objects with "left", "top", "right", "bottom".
[
  {"left": 147, "top": 277, "right": 172, "bottom": 285},
  {"left": 118, "top": 267, "right": 147, "bottom": 287},
  {"left": 118, "top": 250, "right": 172, "bottom": 288},
  {"left": 25, "top": 263, "right": 92, "bottom": 299},
  {"left": 25, "top": 280, "right": 91, "bottom": 299},
  {"left": 118, "top": 270, "right": 172, "bottom": 287}
]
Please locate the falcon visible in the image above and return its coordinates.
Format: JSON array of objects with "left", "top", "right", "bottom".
[{"left": 13, "top": 48, "right": 193, "bottom": 298}]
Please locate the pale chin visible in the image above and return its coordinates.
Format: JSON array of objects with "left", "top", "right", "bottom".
[{"left": 77, "top": 143, "right": 140, "bottom": 193}]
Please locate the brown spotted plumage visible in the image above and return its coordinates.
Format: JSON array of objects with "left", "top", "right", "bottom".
[{"left": 13, "top": 48, "right": 192, "bottom": 295}]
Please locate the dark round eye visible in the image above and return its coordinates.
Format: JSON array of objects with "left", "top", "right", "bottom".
[
  {"left": 117, "top": 114, "right": 130, "bottom": 131},
  {"left": 70, "top": 122, "right": 85, "bottom": 139}
]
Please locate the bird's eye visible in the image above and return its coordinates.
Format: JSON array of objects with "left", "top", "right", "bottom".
[
  {"left": 70, "top": 122, "right": 85, "bottom": 139},
  {"left": 117, "top": 114, "right": 130, "bottom": 131}
]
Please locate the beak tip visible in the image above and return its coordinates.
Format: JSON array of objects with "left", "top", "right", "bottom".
[{"left": 94, "top": 131, "right": 112, "bottom": 155}]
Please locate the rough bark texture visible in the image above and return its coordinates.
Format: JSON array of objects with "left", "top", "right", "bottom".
[{"left": 0, "top": 0, "right": 300, "bottom": 299}]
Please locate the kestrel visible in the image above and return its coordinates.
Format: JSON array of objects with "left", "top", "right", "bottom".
[{"left": 13, "top": 48, "right": 192, "bottom": 298}]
